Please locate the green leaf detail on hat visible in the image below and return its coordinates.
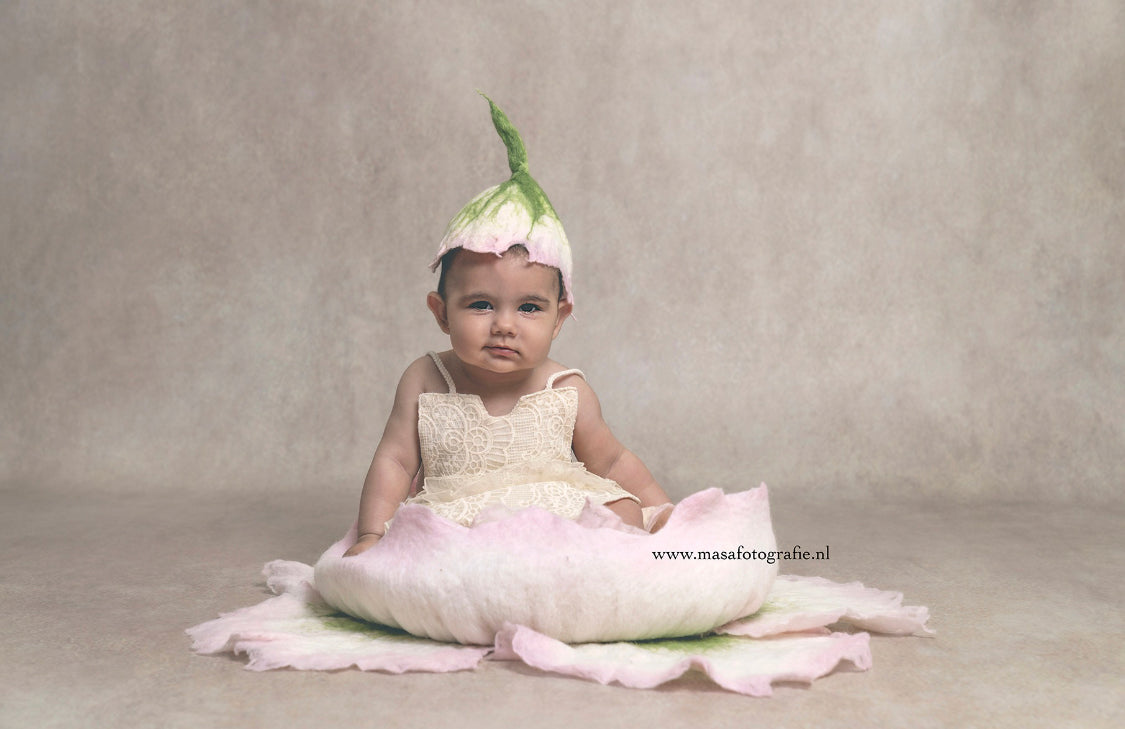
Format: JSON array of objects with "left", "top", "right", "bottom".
[{"left": 431, "top": 93, "right": 574, "bottom": 303}]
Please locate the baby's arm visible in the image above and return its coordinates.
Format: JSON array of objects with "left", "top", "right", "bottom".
[
  {"left": 343, "top": 359, "right": 427, "bottom": 557},
  {"left": 569, "top": 375, "right": 672, "bottom": 511}
]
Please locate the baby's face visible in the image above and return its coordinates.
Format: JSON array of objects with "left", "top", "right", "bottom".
[{"left": 429, "top": 249, "right": 571, "bottom": 379}]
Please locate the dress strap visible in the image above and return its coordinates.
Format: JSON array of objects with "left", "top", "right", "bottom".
[
  {"left": 546, "top": 368, "right": 585, "bottom": 389},
  {"left": 426, "top": 351, "right": 457, "bottom": 393}
]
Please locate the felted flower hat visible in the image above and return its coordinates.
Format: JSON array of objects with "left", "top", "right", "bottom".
[{"left": 430, "top": 93, "right": 574, "bottom": 304}]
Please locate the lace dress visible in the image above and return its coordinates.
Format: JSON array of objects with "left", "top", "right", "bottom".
[{"left": 400, "top": 351, "right": 639, "bottom": 526}]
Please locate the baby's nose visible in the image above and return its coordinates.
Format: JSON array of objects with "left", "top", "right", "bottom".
[{"left": 492, "top": 309, "right": 516, "bottom": 334}]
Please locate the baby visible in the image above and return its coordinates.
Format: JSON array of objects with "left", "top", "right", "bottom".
[{"left": 345, "top": 96, "right": 671, "bottom": 557}]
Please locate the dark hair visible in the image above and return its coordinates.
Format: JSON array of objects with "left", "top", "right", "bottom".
[{"left": 436, "top": 245, "right": 565, "bottom": 301}]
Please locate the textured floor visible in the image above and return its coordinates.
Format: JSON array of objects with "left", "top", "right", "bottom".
[{"left": 1, "top": 484, "right": 1121, "bottom": 729}]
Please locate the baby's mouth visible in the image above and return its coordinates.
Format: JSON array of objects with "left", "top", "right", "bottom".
[{"left": 486, "top": 345, "right": 518, "bottom": 356}]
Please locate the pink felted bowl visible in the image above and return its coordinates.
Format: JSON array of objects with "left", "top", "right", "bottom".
[{"left": 313, "top": 486, "right": 778, "bottom": 645}]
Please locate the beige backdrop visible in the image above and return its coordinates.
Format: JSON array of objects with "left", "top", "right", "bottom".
[{"left": 3, "top": 0, "right": 1122, "bottom": 503}]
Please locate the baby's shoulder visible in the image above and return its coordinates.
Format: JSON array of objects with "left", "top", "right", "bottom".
[
  {"left": 544, "top": 362, "right": 607, "bottom": 425},
  {"left": 542, "top": 359, "right": 592, "bottom": 392},
  {"left": 397, "top": 354, "right": 448, "bottom": 397}
]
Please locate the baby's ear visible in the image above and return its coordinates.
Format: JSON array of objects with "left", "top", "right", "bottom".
[
  {"left": 552, "top": 300, "right": 573, "bottom": 338},
  {"left": 427, "top": 291, "right": 451, "bottom": 333}
]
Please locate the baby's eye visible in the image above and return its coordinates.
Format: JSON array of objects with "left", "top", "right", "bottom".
[
  {"left": 518, "top": 303, "right": 543, "bottom": 313},
  {"left": 468, "top": 301, "right": 493, "bottom": 310}
]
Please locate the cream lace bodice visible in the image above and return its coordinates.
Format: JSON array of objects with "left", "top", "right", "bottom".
[
  {"left": 402, "top": 352, "right": 638, "bottom": 526},
  {"left": 418, "top": 355, "right": 580, "bottom": 479}
]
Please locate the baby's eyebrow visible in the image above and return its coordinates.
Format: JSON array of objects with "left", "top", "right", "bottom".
[{"left": 456, "top": 292, "right": 552, "bottom": 305}]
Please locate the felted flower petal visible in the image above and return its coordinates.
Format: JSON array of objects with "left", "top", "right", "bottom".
[
  {"left": 185, "top": 570, "right": 489, "bottom": 673},
  {"left": 262, "top": 559, "right": 327, "bottom": 607},
  {"left": 492, "top": 622, "right": 872, "bottom": 697},
  {"left": 717, "top": 575, "right": 932, "bottom": 638}
]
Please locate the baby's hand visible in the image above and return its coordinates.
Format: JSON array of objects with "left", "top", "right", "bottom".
[{"left": 343, "top": 533, "right": 383, "bottom": 557}]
